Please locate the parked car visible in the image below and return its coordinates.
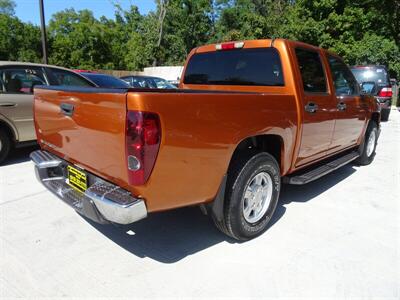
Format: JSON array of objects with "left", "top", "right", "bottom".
[
  {"left": 80, "top": 72, "right": 130, "bottom": 88},
  {"left": 73, "top": 69, "right": 97, "bottom": 73},
  {"left": 120, "top": 75, "right": 177, "bottom": 89},
  {"left": 0, "top": 61, "right": 96, "bottom": 164},
  {"left": 31, "top": 39, "right": 380, "bottom": 241},
  {"left": 350, "top": 65, "right": 393, "bottom": 121}
]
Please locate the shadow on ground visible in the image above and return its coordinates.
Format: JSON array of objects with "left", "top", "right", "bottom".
[
  {"left": 3, "top": 145, "right": 39, "bottom": 166},
  {"left": 85, "top": 164, "right": 357, "bottom": 263}
]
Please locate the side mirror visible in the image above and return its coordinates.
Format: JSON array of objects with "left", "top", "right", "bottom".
[{"left": 360, "top": 81, "right": 377, "bottom": 95}]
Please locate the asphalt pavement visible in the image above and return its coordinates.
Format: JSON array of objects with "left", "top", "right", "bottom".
[{"left": 1, "top": 109, "right": 399, "bottom": 299}]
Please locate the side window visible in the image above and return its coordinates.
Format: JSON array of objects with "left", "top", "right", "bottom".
[
  {"left": 48, "top": 68, "right": 92, "bottom": 87},
  {"left": 295, "top": 48, "right": 327, "bottom": 93},
  {"left": 0, "top": 67, "right": 47, "bottom": 94},
  {"left": 328, "top": 56, "right": 359, "bottom": 96}
]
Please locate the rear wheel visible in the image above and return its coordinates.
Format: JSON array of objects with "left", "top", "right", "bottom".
[
  {"left": 0, "top": 128, "right": 12, "bottom": 164},
  {"left": 355, "top": 121, "right": 378, "bottom": 166},
  {"left": 380, "top": 108, "right": 390, "bottom": 121},
  {"left": 213, "top": 152, "right": 281, "bottom": 241}
]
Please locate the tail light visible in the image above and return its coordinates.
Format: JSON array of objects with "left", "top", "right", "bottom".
[
  {"left": 378, "top": 87, "right": 392, "bottom": 98},
  {"left": 126, "top": 111, "right": 161, "bottom": 185},
  {"left": 216, "top": 41, "right": 244, "bottom": 50}
]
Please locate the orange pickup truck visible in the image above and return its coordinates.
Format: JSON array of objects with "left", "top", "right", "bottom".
[{"left": 31, "top": 39, "right": 380, "bottom": 240}]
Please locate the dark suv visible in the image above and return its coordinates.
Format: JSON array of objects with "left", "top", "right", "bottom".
[{"left": 350, "top": 65, "right": 393, "bottom": 121}]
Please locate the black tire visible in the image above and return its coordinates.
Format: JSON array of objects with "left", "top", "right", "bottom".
[
  {"left": 0, "top": 128, "right": 12, "bottom": 164},
  {"left": 355, "top": 121, "right": 378, "bottom": 166},
  {"left": 213, "top": 152, "right": 281, "bottom": 241},
  {"left": 380, "top": 108, "right": 390, "bottom": 122}
]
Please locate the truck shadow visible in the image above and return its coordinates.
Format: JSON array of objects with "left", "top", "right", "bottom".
[{"left": 84, "top": 164, "right": 357, "bottom": 264}]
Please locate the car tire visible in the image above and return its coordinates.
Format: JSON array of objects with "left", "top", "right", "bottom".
[
  {"left": 355, "top": 121, "right": 378, "bottom": 166},
  {"left": 0, "top": 128, "right": 12, "bottom": 164},
  {"left": 213, "top": 152, "right": 281, "bottom": 241},
  {"left": 380, "top": 108, "right": 390, "bottom": 122}
]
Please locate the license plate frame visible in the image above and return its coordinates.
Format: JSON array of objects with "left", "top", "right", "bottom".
[{"left": 67, "top": 165, "right": 87, "bottom": 193}]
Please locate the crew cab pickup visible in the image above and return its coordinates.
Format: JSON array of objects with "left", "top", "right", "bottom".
[{"left": 31, "top": 39, "right": 380, "bottom": 240}]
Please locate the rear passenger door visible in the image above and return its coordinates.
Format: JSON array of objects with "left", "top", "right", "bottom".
[
  {"left": 294, "top": 48, "right": 336, "bottom": 167},
  {"left": 0, "top": 66, "right": 48, "bottom": 142},
  {"left": 326, "top": 55, "right": 366, "bottom": 152}
]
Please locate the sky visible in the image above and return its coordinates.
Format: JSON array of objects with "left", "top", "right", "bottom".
[{"left": 14, "top": 0, "right": 156, "bottom": 24}]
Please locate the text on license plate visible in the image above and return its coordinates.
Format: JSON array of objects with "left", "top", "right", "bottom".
[{"left": 67, "top": 165, "right": 87, "bottom": 193}]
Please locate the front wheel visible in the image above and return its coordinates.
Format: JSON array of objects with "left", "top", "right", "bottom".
[
  {"left": 0, "top": 128, "right": 12, "bottom": 165},
  {"left": 214, "top": 152, "right": 281, "bottom": 241},
  {"left": 355, "top": 121, "right": 378, "bottom": 166}
]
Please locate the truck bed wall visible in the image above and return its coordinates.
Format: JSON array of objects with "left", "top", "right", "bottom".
[{"left": 126, "top": 91, "right": 297, "bottom": 211}]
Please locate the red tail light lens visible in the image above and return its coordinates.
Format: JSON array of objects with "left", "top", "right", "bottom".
[
  {"left": 216, "top": 42, "right": 245, "bottom": 50},
  {"left": 126, "top": 111, "right": 161, "bottom": 186},
  {"left": 378, "top": 87, "right": 392, "bottom": 98}
]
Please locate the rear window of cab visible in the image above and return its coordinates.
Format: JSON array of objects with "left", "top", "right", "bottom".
[{"left": 183, "top": 48, "right": 284, "bottom": 86}]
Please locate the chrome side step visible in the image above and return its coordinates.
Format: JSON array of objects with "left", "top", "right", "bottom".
[
  {"left": 283, "top": 151, "right": 359, "bottom": 185},
  {"left": 30, "top": 150, "right": 62, "bottom": 168}
]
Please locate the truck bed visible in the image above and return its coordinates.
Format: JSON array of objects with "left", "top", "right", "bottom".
[{"left": 34, "top": 86, "right": 297, "bottom": 212}]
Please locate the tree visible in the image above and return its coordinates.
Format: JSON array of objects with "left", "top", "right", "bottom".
[
  {"left": 0, "top": 13, "right": 41, "bottom": 62},
  {"left": 0, "top": 0, "right": 15, "bottom": 16},
  {"left": 48, "top": 9, "right": 115, "bottom": 69},
  {"left": 213, "top": 0, "right": 289, "bottom": 41},
  {"left": 279, "top": 0, "right": 400, "bottom": 77}
]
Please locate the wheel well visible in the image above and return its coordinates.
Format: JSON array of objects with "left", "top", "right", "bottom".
[
  {"left": 209, "top": 134, "right": 284, "bottom": 222},
  {"left": 0, "top": 120, "right": 15, "bottom": 142},
  {"left": 229, "top": 135, "right": 283, "bottom": 170}
]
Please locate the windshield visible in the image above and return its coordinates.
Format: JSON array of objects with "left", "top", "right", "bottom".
[
  {"left": 351, "top": 67, "right": 389, "bottom": 86},
  {"left": 153, "top": 78, "right": 177, "bottom": 89},
  {"left": 184, "top": 48, "right": 284, "bottom": 86},
  {"left": 83, "top": 73, "right": 129, "bottom": 88},
  {"left": 127, "top": 76, "right": 177, "bottom": 89}
]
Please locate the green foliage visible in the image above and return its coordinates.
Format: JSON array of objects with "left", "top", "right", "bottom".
[
  {"left": 0, "top": 14, "right": 41, "bottom": 62},
  {"left": 0, "top": 0, "right": 399, "bottom": 77},
  {"left": 278, "top": 0, "right": 400, "bottom": 77},
  {"left": 0, "top": 0, "right": 15, "bottom": 15},
  {"left": 48, "top": 9, "right": 115, "bottom": 69}
]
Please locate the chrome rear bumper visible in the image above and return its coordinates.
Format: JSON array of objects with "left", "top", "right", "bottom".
[{"left": 30, "top": 150, "right": 147, "bottom": 225}]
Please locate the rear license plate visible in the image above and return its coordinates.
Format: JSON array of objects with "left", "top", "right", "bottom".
[{"left": 67, "top": 165, "right": 87, "bottom": 193}]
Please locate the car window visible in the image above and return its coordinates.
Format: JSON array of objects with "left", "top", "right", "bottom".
[
  {"left": 328, "top": 56, "right": 359, "bottom": 96},
  {"left": 295, "top": 48, "right": 327, "bottom": 93},
  {"left": 145, "top": 78, "right": 157, "bottom": 88},
  {"left": 153, "top": 78, "right": 176, "bottom": 89},
  {"left": 121, "top": 77, "right": 132, "bottom": 85},
  {"left": 82, "top": 74, "right": 129, "bottom": 88},
  {"left": 48, "top": 68, "right": 92, "bottom": 87},
  {"left": 184, "top": 48, "right": 284, "bottom": 86},
  {"left": 351, "top": 67, "right": 390, "bottom": 86},
  {"left": 0, "top": 67, "right": 47, "bottom": 94},
  {"left": 132, "top": 77, "right": 151, "bottom": 88}
]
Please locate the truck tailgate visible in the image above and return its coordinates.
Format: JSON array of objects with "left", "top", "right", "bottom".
[{"left": 34, "top": 87, "right": 129, "bottom": 187}]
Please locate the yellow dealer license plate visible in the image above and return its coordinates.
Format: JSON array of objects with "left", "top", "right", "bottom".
[{"left": 67, "top": 165, "right": 87, "bottom": 193}]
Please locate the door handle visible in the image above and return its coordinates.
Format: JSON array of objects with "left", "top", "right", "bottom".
[
  {"left": 305, "top": 102, "right": 318, "bottom": 113},
  {"left": 0, "top": 102, "right": 17, "bottom": 107},
  {"left": 60, "top": 103, "right": 74, "bottom": 116},
  {"left": 337, "top": 102, "right": 347, "bottom": 111}
]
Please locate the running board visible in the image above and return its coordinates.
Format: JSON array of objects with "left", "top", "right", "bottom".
[{"left": 283, "top": 151, "right": 359, "bottom": 185}]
